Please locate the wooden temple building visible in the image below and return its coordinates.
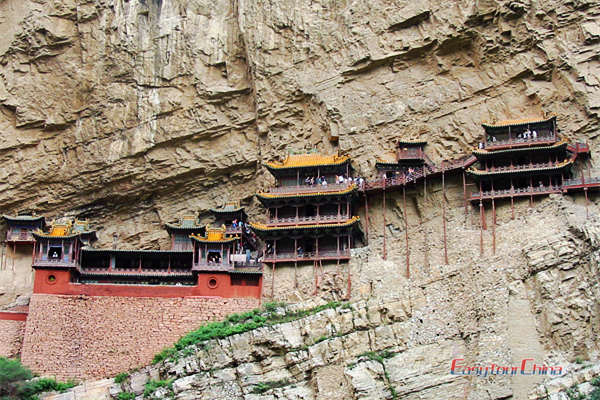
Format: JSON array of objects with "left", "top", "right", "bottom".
[
  {"left": 29, "top": 209, "right": 262, "bottom": 298},
  {"left": 251, "top": 154, "right": 362, "bottom": 265}
]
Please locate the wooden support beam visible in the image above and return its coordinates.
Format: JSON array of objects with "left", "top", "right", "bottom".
[
  {"left": 480, "top": 182, "right": 487, "bottom": 230},
  {"left": 383, "top": 186, "right": 387, "bottom": 260},
  {"left": 463, "top": 171, "right": 468, "bottom": 220},
  {"left": 403, "top": 184, "right": 410, "bottom": 278},
  {"left": 442, "top": 164, "right": 448, "bottom": 265},
  {"left": 585, "top": 188, "right": 589, "bottom": 218},
  {"left": 364, "top": 195, "right": 369, "bottom": 244},
  {"left": 479, "top": 200, "right": 484, "bottom": 257},
  {"left": 271, "top": 263, "right": 276, "bottom": 299},
  {"left": 492, "top": 198, "right": 496, "bottom": 255},
  {"left": 294, "top": 261, "right": 298, "bottom": 288}
]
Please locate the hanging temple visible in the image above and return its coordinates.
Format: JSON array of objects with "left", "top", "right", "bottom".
[{"left": 1, "top": 115, "right": 597, "bottom": 301}]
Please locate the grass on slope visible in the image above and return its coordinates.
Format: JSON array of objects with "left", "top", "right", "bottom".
[{"left": 152, "top": 301, "right": 346, "bottom": 364}]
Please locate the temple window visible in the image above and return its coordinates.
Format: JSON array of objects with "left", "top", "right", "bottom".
[{"left": 49, "top": 246, "right": 62, "bottom": 260}]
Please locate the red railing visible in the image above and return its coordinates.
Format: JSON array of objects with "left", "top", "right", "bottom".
[
  {"left": 262, "top": 249, "right": 350, "bottom": 262},
  {"left": 266, "top": 182, "right": 353, "bottom": 194},
  {"left": 267, "top": 214, "right": 349, "bottom": 226},
  {"left": 470, "top": 185, "right": 561, "bottom": 200},
  {"left": 483, "top": 133, "right": 555, "bottom": 149}
]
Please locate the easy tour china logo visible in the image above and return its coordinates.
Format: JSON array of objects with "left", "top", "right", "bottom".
[{"left": 451, "top": 358, "right": 566, "bottom": 377}]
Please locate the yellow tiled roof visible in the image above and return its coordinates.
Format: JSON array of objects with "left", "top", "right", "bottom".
[
  {"left": 483, "top": 115, "right": 555, "bottom": 128},
  {"left": 190, "top": 226, "right": 238, "bottom": 243},
  {"left": 265, "top": 154, "right": 350, "bottom": 169}
]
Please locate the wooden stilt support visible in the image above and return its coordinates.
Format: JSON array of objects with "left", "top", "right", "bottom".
[
  {"left": 511, "top": 196, "right": 515, "bottom": 220},
  {"left": 479, "top": 200, "right": 484, "bottom": 257},
  {"left": 585, "top": 188, "right": 589, "bottom": 218},
  {"left": 346, "top": 262, "right": 352, "bottom": 300},
  {"left": 463, "top": 171, "right": 468, "bottom": 220},
  {"left": 271, "top": 263, "right": 276, "bottom": 299},
  {"left": 382, "top": 185, "right": 387, "bottom": 260},
  {"left": 294, "top": 261, "right": 298, "bottom": 288},
  {"left": 480, "top": 182, "right": 487, "bottom": 230},
  {"left": 364, "top": 194, "right": 369, "bottom": 244},
  {"left": 492, "top": 198, "right": 496, "bottom": 255},
  {"left": 442, "top": 164, "right": 448, "bottom": 265},
  {"left": 313, "top": 260, "right": 318, "bottom": 295},
  {"left": 403, "top": 184, "right": 410, "bottom": 278},
  {"left": 12, "top": 242, "right": 15, "bottom": 270}
]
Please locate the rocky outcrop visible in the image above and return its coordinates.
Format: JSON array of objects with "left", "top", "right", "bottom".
[{"left": 93, "top": 195, "right": 599, "bottom": 399}]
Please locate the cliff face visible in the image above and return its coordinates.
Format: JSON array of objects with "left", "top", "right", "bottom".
[
  {"left": 1, "top": 0, "right": 599, "bottom": 248},
  {"left": 2, "top": 0, "right": 600, "bottom": 397}
]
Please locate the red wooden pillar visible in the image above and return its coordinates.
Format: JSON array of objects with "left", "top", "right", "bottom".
[
  {"left": 442, "top": 164, "right": 448, "bottom": 265},
  {"left": 492, "top": 198, "right": 496, "bottom": 255},
  {"left": 346, "top": 234, "right": 351, "bottom": 299},
  {"left": 530, "top": 176, "right": 533, "bottom": 206},
  {"left": 510, "top": 178, "right": 515, "bottom": 220},
  {"left": 479, "top": 200, "right": 484, "bottom": 257},
  {"left": 364, "top": 194, "right": 369, "bottom": 244},
  {"left": 480, "top": 182, "right": 487, "bottom": 230},
  {"left": 271, "top": 263, "right": 276, "bottom": 299},
  {"left": 403, "top": 184, "right": 409, "bottom": 278},
  {"left": 382, "top": 185, "right": 387, "bottom": 261},
  {"left": 463, "top": 171, "right": 468, "bottom": 219}
]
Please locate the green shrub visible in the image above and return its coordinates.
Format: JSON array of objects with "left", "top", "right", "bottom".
[
  {"left": 0, "top": 358, "right": 75, "bottom": 399},
  {"left": 143, "top": 379, "right": 173, "bottom": 398},
  {"left": 251, "top": 379, "right": 290, "bottom": 394},
  {"left": 117, "top": 392, "right": 136, "bottom": 400},
  {"left": 114, "top": 372, "right": 129, "bottom": 384},
  {"left": 0, "top": 357, "right": 33, "bottom": 398}
]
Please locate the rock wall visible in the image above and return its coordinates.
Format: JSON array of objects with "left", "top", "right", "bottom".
[
  {"left": 0, "top": 243, "right": 34, "bottom": 307},
  {"left": 103, "top": 195, "right": 600, "bottom": 400},
  {"left": 0, "top": 319, "right": 25, "bottom": 358},
  {"left": 20, "top": 294, "right": 259, "bottom": 380},
  {"left": 1, "top": 0, "right": 599, "bottom": 252}
]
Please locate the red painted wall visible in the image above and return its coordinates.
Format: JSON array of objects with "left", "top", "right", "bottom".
[
  {"left": 0, "top": 312, "right": 27, "bottom": 321},
  {"left": 33, "top": 269, "right": 262, "bottom": 299}
]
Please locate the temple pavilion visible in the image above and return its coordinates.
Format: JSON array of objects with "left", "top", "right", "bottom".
[
  {"left": 375, "top": 140, "right": 429, "bottom": 179},
  {"left": 165, "top": 215, "right": 204, "bottom": 251},
  {"left": 468, "top": 116, "right": 573, "bottom": 203},
  {"left": 3, "top": 214, "right": 46, "bottom": 244},
  {"left": 251, "top": 153, "right": 362, "bottom": 264}
]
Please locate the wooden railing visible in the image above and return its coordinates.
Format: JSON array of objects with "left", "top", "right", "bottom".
[
  {"left": 483, "top": 161, "right": 562, "bottom": 172},
  {"left": 266, "top": 183, "right": 353, "bottom": 194},
  {"left": 483, "top": 133, "right": 555, "bottom": 149},
  {"left": 268, "top": 214, "right": 349, "bottom": 225},
  {"left": 262, "top": 249, "right": 350, "bottom": 260},
  {"left": 6, "top": 232, "right": 34, "bottom": 242},
  {"left": 470, "top": 185, "right": 561, "bottom": 199}
]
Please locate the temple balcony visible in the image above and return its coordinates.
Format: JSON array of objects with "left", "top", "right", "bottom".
[
  {"left": 562, "top": 176, "right": 600, "bottom": 191},
  {"left": 266, "top": 182, "right": 353, "bottom": 195},
  {"left": 483, "top": 133, "right": 556, "bottom": 150},
  {"left": 470, "top": 185, "right": 562, "bottom": 201},
  {"left": 267, "top": 214, "right": 350, "bottom": 227},
  {"left": 6, "top": 231, "right": 35, "bottom": 243},
  {"left": 77, "top": 266, "right": 194, "bottom": 278},
  {"left": 261, "top": 249, "right": 351, "bottom": 263}
]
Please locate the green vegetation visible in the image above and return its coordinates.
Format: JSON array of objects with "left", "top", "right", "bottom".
[
  {"left": 0, "top": 357, "right": 76, "bottom": 400},
  {"left": 152, "top": 301, "right": 347, "bottom": 364},
  {"left": 114, "top": 372, "right": 130, "bottom": 384},
  {"left": 589, "top": 377, "right": 600, "bottom": 400},
  {"left": 350, "top": 350, "right": 398, "bottom": 399},
  {"left": 143, "top": 379, "right": 174, "bottom": 398},
  {"left": 117, "top": 392, "right": 136, "bottom": 400},
  {"left": 251, "top": 379, "right": 291, "bottom": 394},
  {"left": 575, "top": 357, "right": 586, "bottom": 365}
]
